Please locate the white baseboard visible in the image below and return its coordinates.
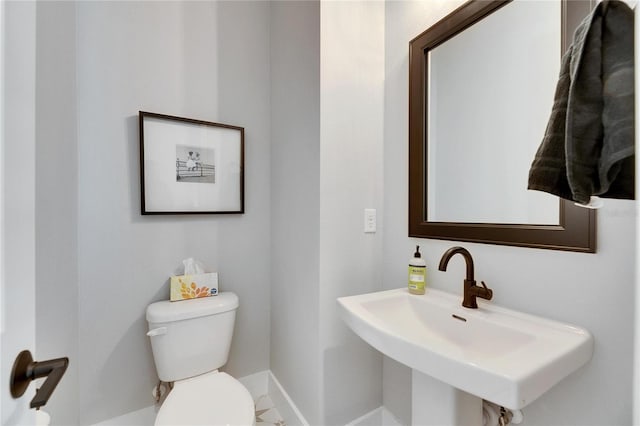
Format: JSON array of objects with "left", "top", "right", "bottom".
[
  {"left": 267, "top": 371, "right": 310, "bottom": 426},
  {"left": 237, "top": 369, "right": 308, "bottom": 425},
  {"left": 238, "top": 369, "right": 310, "bottom": 426},
  {"left": 90, "top": 405, "right": 157, "bottom": 426},
  {"left": 346, "top": 406, "right": 403, "bottom": 426},
  {"left": 381, "top": 407, "right": 404, "bottom": 426},
  {"left": 238, "top": 370, "right": 269, "bottom": 401}
]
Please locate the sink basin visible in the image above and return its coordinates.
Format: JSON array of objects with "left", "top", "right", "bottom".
[{"left": 337, "top": 288, "right": 593, "bottom": 409}]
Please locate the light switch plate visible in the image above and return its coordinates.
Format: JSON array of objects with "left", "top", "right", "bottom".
[{"left": 364, "top": 208, "right": 376, "bottom": 233}]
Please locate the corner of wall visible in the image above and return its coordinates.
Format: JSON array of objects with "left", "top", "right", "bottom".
[{"left": 35, "top": 2, "right": 79, "bottom": 424}]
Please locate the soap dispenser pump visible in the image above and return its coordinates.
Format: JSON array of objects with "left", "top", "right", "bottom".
[{"left": 408, "top": 245, "right": 426, "bottom": 295}]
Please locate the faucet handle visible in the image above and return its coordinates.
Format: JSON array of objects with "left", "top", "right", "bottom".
[{"left": 479, "top": 281, "right": 493, "bottom": 301}]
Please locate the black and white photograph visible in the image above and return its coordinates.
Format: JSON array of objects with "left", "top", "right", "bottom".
[
  {"left": 175, "top": 145, "right": 216, "bottom": 184},
  {"left": 139, "top": 111, "right": 244, "bottom": 214}
]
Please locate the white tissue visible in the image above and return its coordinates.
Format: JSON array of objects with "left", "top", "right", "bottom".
[{"left": 182, "top": 258, "right": 205, "bottom": 275}]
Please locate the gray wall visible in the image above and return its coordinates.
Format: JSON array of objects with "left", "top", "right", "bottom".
[
  {"left": 270, "top": 2, "right": 322, "bottom": 423},
  {"left": 35, "top": 2, "right": 79, "bottom": 425},
  {"left": 270, "top": 2, "right": 386, "bottom": 424},
  {"left": 383, "top": 2, "right": 636, "bottom": 425},
  {"left": 319, "top": 2, "right": 385, "bottom": 425},
  {"left": 1, "top": 2, "right": 38, "bottom": 424},
  {"left": 33, "top": 2, "right": 386, "bottom": 424},
  {"left": 73, "top": 2, "right": 271, "bottom": 424}
]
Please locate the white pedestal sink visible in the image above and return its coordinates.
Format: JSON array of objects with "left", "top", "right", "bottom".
[{"left": 337, "top": 288, "right": 593, "bottom": 425}]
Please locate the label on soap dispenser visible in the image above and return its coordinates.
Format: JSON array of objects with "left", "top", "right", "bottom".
[{"left": 408, "top": 265, "right": 426, "bottom": 294}]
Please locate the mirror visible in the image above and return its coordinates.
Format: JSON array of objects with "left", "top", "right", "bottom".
[
  {"left": 409, "top": 0, "right": 596, "bottom": 252},
  {"left": 427, "top": 0, "right": 560, "bottom": 225}
]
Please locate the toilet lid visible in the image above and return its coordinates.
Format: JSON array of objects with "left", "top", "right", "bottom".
[{"left": 155, "top": 372, "right": 255, "bottom": 426}]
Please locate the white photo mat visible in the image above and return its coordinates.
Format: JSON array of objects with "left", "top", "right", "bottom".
[{"left": 140, "top": 112, "right": 244, "bottom": 214}]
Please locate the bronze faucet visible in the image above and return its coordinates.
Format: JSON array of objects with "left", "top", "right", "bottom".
[{"left": 438, "top": 246, "right": 493, "bottom": 309}]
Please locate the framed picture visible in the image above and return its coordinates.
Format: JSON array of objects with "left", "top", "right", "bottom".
[{"left": 139, "top": 111, "right": 244, "bottom": 214}]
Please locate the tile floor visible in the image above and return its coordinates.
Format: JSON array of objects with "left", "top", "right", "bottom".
[{"left": 254, "top": 394, "right": 286, "bottom": 426}]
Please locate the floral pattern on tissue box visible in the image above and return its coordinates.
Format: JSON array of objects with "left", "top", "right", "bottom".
[{"left": 170, "top": 273, "right": 218, "bottom": 301}]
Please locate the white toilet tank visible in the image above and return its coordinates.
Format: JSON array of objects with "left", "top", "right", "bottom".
[{"left": 146, "top": 292, "right": 238, "bottom": 382}]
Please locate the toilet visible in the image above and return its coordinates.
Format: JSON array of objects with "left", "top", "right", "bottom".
[{"left": 146, "top": 292, "right": 255, "bottom": 426}]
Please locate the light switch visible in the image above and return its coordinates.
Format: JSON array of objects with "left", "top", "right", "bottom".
[{"left": 364, "top": 208, "right": 376, "bottom": 233}]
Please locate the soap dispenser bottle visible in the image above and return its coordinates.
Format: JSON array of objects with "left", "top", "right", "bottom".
[{"left": 408, "top": 245, "right": 426, "bottom": 295}]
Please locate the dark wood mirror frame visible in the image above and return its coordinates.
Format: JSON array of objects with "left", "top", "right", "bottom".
[{"left": 408, "top": 0, "right": 596, "bottom": 253}]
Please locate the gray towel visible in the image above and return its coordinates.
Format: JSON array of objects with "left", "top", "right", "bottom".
[{"left": 528, "top": 0, "right": 635, "bottom": 204}]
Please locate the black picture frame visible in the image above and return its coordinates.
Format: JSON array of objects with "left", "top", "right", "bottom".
[{"left": 139, "top": 111, "right": 244, "bottom": 215}]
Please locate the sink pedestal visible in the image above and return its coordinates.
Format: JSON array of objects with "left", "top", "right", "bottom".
[{"left": 412, "top": 370, "right": 482, "bottom": 426}]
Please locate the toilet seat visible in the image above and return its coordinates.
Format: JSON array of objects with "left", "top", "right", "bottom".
[{"left": 155, "top": 371, "right": 255, "bottom": 426}]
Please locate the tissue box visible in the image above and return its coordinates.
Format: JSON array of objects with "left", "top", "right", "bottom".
[{"left": 170, "top": 273, "right": 218, "bottom": 302}]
